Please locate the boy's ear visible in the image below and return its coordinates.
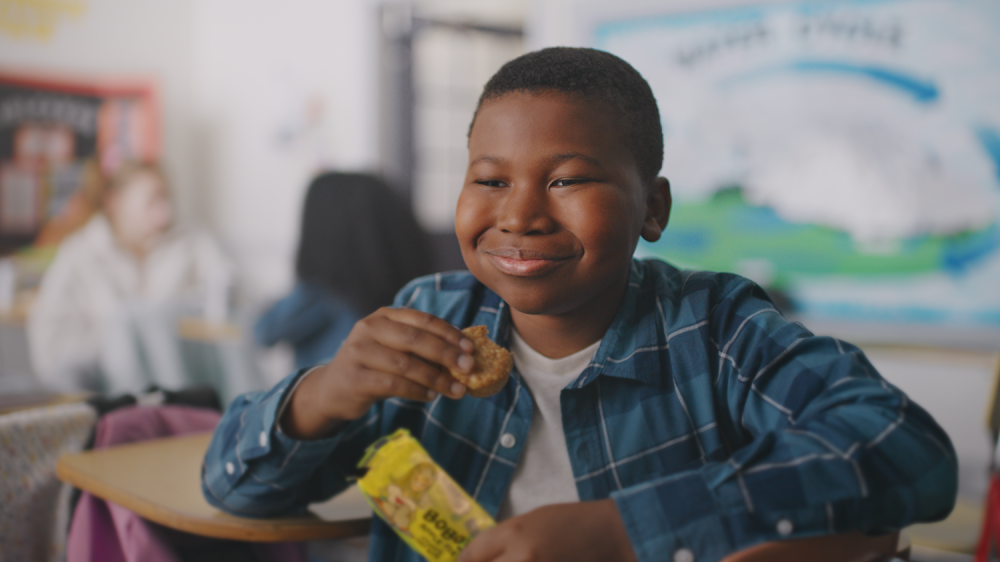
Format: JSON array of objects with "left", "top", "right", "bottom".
[{"left": 640, "top": 176, "right": 671, "bottom": 243}]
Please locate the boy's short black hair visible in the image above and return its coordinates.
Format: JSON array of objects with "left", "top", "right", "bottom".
[{"left": 471, "top": 47, "right": 663, "bottom": 184}]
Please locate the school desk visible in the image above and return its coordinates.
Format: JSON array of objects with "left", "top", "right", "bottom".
[
  {"left": 55, "top": 432, "right": 372, "bottom": 542},
  {"left": 94, "top": 307, "right": 267, "bottom": 406},
  {"left": 175, "top": 316, "right": 268, "bottom": 405},
  {"left": 56, "top": 431, "right": 911, "bottom": 558}
]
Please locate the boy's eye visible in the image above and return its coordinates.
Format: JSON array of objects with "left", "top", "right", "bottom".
[
  {"left": 551, "top": 178, "right": 587, "bottom": 187},
  {"left": 475, "top": 179, "right": 508, "bottom": 188}
]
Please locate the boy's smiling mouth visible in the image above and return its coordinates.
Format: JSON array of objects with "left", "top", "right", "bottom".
[{"left": 483, "top": 247, "right": 575, "bottom": 277}]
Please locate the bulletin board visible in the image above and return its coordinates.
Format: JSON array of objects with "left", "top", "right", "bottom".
[
  {"left": 583, "top": 0, "right": 1000, "bottom": 347},
  {"left": 0, "top": 71, "right": 159, "bottom": 255}
]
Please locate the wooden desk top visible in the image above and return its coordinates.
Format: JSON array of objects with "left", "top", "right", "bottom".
[{"left": 56, "top": 432, "right": 372, "bottom": 542}]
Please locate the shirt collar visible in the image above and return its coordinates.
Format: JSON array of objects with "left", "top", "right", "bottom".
[
  {"left": 575, "top": 259, "right": 671, "bottom": 389},
  {"left": 474, "top": 259, "right": 673, "bottom": 391}
]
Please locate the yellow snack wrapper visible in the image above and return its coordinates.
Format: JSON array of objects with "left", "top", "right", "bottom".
[{"left": 356, "top": 429, "right": 496, "bottom": 561}]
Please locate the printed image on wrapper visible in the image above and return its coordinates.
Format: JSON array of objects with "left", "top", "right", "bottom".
[{"left": 357, "top": 429, "right": 495, "bottom": 562}]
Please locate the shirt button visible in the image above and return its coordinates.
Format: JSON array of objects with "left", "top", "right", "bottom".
[
  {"left": 776, "top": 519, "right": 793, "bottom": 536},
  {"left": 500, "top": 433, "right": 516, "bottom": 448},
  {"left": 259, "top": 431, "right": 268, "bottom": 447},
  {"left": 673, "top": 548, "right": 694, "bottom": 562},
  {"left": 225, "top": 462, "right": 235, "bottom": 475}
]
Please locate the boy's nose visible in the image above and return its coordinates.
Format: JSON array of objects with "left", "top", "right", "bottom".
[{"left": 495, "top": 184, "right": 555, "bottom": 235}]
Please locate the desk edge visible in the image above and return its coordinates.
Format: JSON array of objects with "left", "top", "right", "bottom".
[{"left": 55, "top": 449, "right": 370, "bottom": 542}]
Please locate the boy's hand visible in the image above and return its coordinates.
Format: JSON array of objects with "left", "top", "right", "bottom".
[
  {"left": 458, "top": 499, "right": 637, "bottom": 562},
  {"left": 281, "top": 307, "right": 476, "bottom": 440}
]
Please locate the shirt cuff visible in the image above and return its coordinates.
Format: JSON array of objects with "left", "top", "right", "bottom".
[
  {"left": 613, "top": 461, "right": 841, "bottom": 562},
  {"left": 612, "top": 470, "right": 734, "bottom": 562},
  {"left": 275, "top": 365, "right": 323, "bottom": 438},
  {"left": 217, "top": 368, "right": 347, "bottom": 491}
]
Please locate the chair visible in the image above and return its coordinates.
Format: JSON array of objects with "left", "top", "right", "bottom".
[
  {"left": 56, "top": 432, "right": 372, "bottom": 544},
  {"left": 0, "top": 401, "right": 96, "bottom": 562}
]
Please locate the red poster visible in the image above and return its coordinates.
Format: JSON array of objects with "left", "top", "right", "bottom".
[{"left": 0, "top": 71, "right": 159, "bottom": 255}]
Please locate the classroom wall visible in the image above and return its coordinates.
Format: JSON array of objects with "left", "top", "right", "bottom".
[
  {"left": 0, "top": 0, "right": 200, "bottom": 224},
  {"left": 190, "top": 0, "right": 381, "bottom": 300},
  {"left": 4, "top": 0, "right": 995, "bottom": 472},
  {"left": 0, "top": 0, "right": 382, "bottom": 302}
]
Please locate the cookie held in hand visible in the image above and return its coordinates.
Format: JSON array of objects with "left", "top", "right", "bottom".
[{"left": 450, "top": 326, "right": 512, "bottom": 398}]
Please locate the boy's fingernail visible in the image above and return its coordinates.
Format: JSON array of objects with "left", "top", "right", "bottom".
[
  {"left": 427, "top": 390, "right": 437, "bottom": 400},
  {"left": 451, "top": 382, "right": 466, "bottom": 397},
  {"left": 458, "top": 354, "right": 475, "bottom": 372},
  {"left": 460, "top": 338, "right": 475, "bottom": 353}
]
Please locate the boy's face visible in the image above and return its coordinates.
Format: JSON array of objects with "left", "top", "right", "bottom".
[{"left": 457, "top": 91, "right": 668, "bottom": 320}]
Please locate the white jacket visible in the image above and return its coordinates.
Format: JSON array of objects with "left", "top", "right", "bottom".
[{"left": 27, "top": 215, "right": 232, "bottom": 391}]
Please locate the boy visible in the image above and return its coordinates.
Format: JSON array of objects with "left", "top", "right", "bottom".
[{"left": 204, "top": 48, "right": 956, "bottom": 562}]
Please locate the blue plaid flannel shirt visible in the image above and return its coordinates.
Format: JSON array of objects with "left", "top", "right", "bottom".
[{"left": 203, "top": 258, "right": 957, "bottom": 562}]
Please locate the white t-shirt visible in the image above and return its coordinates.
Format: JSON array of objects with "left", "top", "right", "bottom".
[{"left": 497, "top": 330, "right": 602, "bottom": 520}]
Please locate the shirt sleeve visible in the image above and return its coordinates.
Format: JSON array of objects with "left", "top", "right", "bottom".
[
  {"left": 201, "top": 367, "right": 383, "bottom": 517},
  {"left": 611, "top": 279, "right": 958, "bottom": 562},
  {"left": 201, "top": 279, "right": 432, "bottom": 518}
]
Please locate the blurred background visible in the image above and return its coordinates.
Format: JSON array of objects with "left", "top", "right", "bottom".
[{"left": 0, "top": 0, "right": 998, "bottom": 560}]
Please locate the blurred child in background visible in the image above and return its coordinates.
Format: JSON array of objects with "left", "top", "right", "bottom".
[
  {"left": 253, "top": 172, "right": 435, "bottom": 370},
  {"left": 27, "top": 161, "right": 231, "bottom": 391}
]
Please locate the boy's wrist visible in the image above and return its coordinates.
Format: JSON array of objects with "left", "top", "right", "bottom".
[
  {"left": 597, "top": 498, "right": 639, "bottom": 562},
  {"left": 278, "top": 366, "right": 349, "bottom": 440}
]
